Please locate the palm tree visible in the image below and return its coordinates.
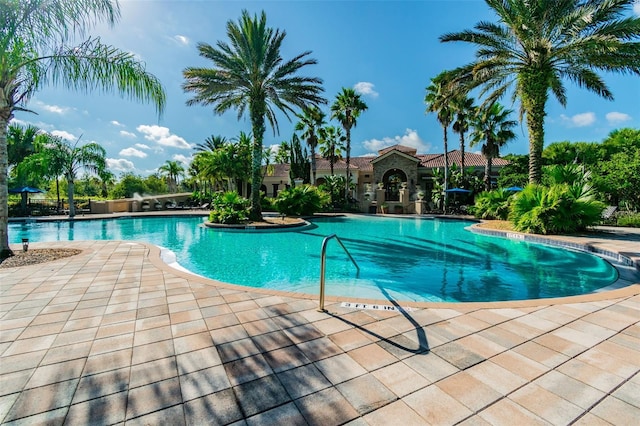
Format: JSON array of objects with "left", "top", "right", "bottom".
[
  {"left": 0, "top": 0, "right": 165, "bottom": 258},
  {"left": 275, "top": 141, "right": 291, "bottom": 164},
  {"left": 331, "top": 88, "right": 367, "bottom": 198},
  {"left": 470, "top": 102, "right": 517, "bottom": 191},
  {"left": 295, "top": 106, "right": 325, "bottom": 185},
  {"left": 318, "top": 125, "right": 345, "bottom": 176},
  {"left": 182, "top": 10, "right": 325, "bottom": 221},
  {"left": 425, "top": 72, "right": 454, "bottom": 209},
  {"left": 451, "top": 95, "right": 475, "bottom": 175},
  {"left": 158, "top": 160, "right": 185, "bottom": 193},
  {"left": 43, "top": 137, "right": 107, "bottom": 217},
  {"left": 195, "top": 135, "right": 227, "bottom": 153},
  {"left": 7, "top": 124, "right": 41, "bottom": 168},
  {"left": 441, "top": 0, "right": 640, "bottom": 184}
]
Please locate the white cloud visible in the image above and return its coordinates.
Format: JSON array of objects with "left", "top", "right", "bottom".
[
  {"left": 136, "top": 124, "right": 192, "bottom": 149},
  {"left": 120, "top": 130, "right": 137, "bottom": 138},
  {"left": 354, "top": 82, "right": 378, "bottom": 98},
  {"left": 605, "top": 111, "right": 631, "bottom": 125},
  {"left": 35, "top": 101, "right": 70, "bottom": 115},
  {"left": 173, "top": 35, "right": 190, "bottom": 45},
  {"left": 172, "top": 154, "right": 191, "bottom": 164},
  {"left": 110, "top": 120, "right": 125, "bottom": 127},
  {"left": 9, "top": 118, "right": 27, "bottom": 126},
  {"left": 106, "top": 158, "right": 135, "bottom": 171},
  {"left": 362, "top": 129, "right": 430, "bottom": 153},
  {"left": 135, "top": 143, "right": 151, "bottom": 150},
  {"left": 51, "top": 130, "right": 76, "bottom": 140},
  {"left": 634, "top": 1, "right": 640, "bottom": 16},
  {"left": 560, "top": 112, "right": 596, "bottom": 127},
  {"left": 119, "top": 147, "right": 147, "bottom": 158}
]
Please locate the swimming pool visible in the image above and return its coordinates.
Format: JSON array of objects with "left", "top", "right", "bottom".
[{"left": 9, "top": 215, "right": 619, "bottom": 302}]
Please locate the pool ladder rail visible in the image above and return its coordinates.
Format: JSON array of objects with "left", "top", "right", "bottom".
[{"left": 318, "top": 234, "right": 360, "bottom": 312}]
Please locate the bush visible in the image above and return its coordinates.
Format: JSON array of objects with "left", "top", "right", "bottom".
[
  {"left": 208, "top": 191, "right": 250, "bottom": 224},
  {"left": 510, "top": 184, "right": 605, "bottom": 234},
  {"left": 617, "top": 212, "right": 640, "bottom": 227},
  {"left": 274, "top": 185, "right": 329, "bottom": 216},
  {"left": 472, "top": 189, "right": 512, "bottom": 220}
]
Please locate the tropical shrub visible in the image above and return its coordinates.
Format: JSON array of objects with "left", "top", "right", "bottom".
[
  {"left": 318, "top": 175, "right": 356, "bottom": 210},
  {"left": 510, "top": 184, "right": 605, "bottom": 234},
  {"left": 617, "top": 212, "right": 640, "bottom": 228},
  {"left": 274, "top": 185, "right": 329, "bottom": 216},
  {"left": 208, "top": 191, "right": 250, "bottom": 224},
  {"left": 472, "top": 189, "right": 512, "bottom": 220}
]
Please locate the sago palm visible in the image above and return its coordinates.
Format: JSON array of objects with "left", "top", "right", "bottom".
[
  {"left": 0, "top": 0, "right": 165, "bottom": 258},
  {"left": 182, "top": 10, "right": 325, "bottom": 221},
  {"left": 441, "top": 0, "right": 640, "bottom": 184},
  {"left": 331, "top": 88, "right": 367, "bottom": 198}
]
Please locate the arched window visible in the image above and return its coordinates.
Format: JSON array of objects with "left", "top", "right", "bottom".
[{"left": 382, "top": 169, "right": 407, "bottom": 201}]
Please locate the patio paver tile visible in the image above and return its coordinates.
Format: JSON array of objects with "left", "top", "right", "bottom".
[
  {"left": 125, "top": 376, "right": 182, "bottom": 420},
  {"left": 129, "top": 356, "right": 178, "bottom": 388},
  {"left": 509, "top": 382, "right": 584, "bottom": 424},
  {"left": 65, "top": 390, "right": 127, "bottom": 425},
  {"left": 371, "top": 361, "right": 430, "bottom": 398},
  {"left": 347, "top": 342, "right": 398, "bottom": 371},
  {"left": 612, "top": 379, "right": 640, "bottom": 409},
  {"left": 314, "top": 353, "right": 367, "bottom": 385},
  {"left": 262, "top": 344, "right": 311, "bottom": 373},
  {"left": 3, "top": 378, "right": 78, "bottom": 423},
  {"left": 534, "top": 370, "right": 606, "bottom": 410},
  {"left": 557, "top": 359, "right": 627, "bottom": 393},
  {"left": 223, "top": 354, "right": 273, "bottom": 386},
  {"left": 404, "top": 384, "right": 473, "bottom": 425},
  {"left": 72, "top": 366, "right": 130, "bottom": 403},
  {"left": 590, "top": 396, "right": 640, "bottom": 425},
  {"left": 276, "top": 363, "right": 332, "bottom": 399},
  {"left": 336, "top": 375, "right": 397, "bottom": 415},
  {"left": 295, "top": 387, "right": 359, "bottom": 426},
  {"left": 183, "top": 388, "right": 243, "bottom": 426},
  {"left": 126, "top": 404, "right": 186, "bottom": 426},
  {"left": 179, "top": 364, "right": 231, "bottom": 401},
  {"left": 436, "top": 371, "right": 502, "bottom": 412},
  {"left": 477, "top": 398, "right": 548, "bottom": 426},
  {"left": 232, "top": 374, "right": 291, "bottom": 418},
  {"left": 361, "top": 400, "right": 426, "bottom": 426}
]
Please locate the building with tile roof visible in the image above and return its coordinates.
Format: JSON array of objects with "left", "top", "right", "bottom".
[{"left": 260, "top": 144, "right": 509, "bottom": 213}]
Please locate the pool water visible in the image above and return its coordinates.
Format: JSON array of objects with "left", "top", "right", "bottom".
[{"left": 9, "top": 215, "right": 618, "bottom": 303}]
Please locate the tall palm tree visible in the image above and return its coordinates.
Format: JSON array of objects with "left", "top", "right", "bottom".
[
  {"left": 441, "top": 0, "right": 640, "bottom": 184},
  {"left": 158, "top": 160, "right": 185, "bottom": 193},
  {"left": 331, "top": 88, "right": 367, "bottom": 198},
  {"left": 425, "top": 72, "right": 454, "bottom": 209},
  {"left": 295, "top": 106, "right": 325, "bottom": 185},
  {"left": 318, "top": 125, "right": 345, "bottom": 176},
  {"left": 195, "top": 135, "right": 227, "bottom": 153},
  {"left": 470, "top": 102, "right": 517, "bottom": 191},
  {"left": 42, "top": 137, "right": 107, "bottom": 217},
  {"left": 0, "top": 0, "right": 165, "bottom": 258},
  {"left": 182, "top": 10, "right": 325, "bottom": 221},
  {"left": 451, "top": 95, "right": 475, "bottom": 176}
]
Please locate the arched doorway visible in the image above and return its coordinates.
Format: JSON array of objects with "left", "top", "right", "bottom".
[{"left": 382, "top": 169, "right": 407, "bottom": 201}]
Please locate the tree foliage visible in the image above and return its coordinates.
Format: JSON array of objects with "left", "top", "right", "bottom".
[{"left": 182, "top": 10, "right": 325, "bottom": 221}]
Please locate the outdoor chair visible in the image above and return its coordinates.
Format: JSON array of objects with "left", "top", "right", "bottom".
[{"left": 601, "top": 206, "right": 618, "bottom": 224}]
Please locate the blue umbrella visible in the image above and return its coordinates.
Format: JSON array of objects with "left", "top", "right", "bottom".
[
  {"left": 444, "top": 188, "right": 472, "bottom": 193},
  {"left": 505, "top": 186, "right": 523, "bottom": 192},
  {"left": 8, "top": 186, "right": 45, "bottom": 194}
]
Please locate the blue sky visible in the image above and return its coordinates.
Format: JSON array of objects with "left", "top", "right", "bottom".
[{"left": 12, "top": 0, "right": 640, "bottom": 176}]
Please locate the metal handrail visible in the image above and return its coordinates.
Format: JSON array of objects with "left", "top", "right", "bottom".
[{"left": 318, "top": 234, "right": 359, "bottom": 312}]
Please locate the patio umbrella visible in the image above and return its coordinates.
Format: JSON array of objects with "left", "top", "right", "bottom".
[
  {"left": 8, "top": 186, "right": 45, "bottom": 194},
  {"left": 444, "top": 188, "right": 472, "bottom": 193},
  {"left": 504, "top": 186, "right": 523, "bottom": 192},
  {"left": 9, "top": 186, "right": 45, "bottom": 215}
]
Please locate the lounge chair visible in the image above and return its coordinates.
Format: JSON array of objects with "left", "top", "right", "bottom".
[{"left": 601, "top": 206, "right": 617, "bottom": 224}]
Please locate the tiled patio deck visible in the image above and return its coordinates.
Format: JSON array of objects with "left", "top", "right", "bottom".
[{"left": 1, "top": 224, "right": 639, "bottom": 425}]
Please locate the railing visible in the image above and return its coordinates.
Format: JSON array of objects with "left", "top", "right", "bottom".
[{"left": 318, "top": 234, "right": 360, "bottom": 312}]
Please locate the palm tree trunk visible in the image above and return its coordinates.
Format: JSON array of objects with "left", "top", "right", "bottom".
[
  {"left": 249, "top": 101, "right": 265, "bottom": 221},
  {"left": 522, "top": 78, "right": 548, "bottom": 184},
  {"left": 0, "top": 109, "right": 12, "bottom": 257},
  {"left": 459, "top": 132, "right": 465, "bottom": 176},
  {"left": 485, "top": 154, "right": 493, "bottom": 192},
  {"left": 310, "top": 144, "right": 317, "bottom": 185},
  {"left": 443, "top": 127, "right": 449, "bottom": 211},
  {"left": 67, "top": 180, "right": 76, "bottom": 218},
  {"left": 345, "top": 125, "right": 351, "bottom": 199}
]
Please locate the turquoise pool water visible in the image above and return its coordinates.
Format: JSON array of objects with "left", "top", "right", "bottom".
[{"left": 9, "top": 215, "right": 618, "bottom": 303}]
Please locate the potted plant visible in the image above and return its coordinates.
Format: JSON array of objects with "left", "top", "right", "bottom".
[{"left": 380, "top": 202, "right": 388, "bottom": 214}]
